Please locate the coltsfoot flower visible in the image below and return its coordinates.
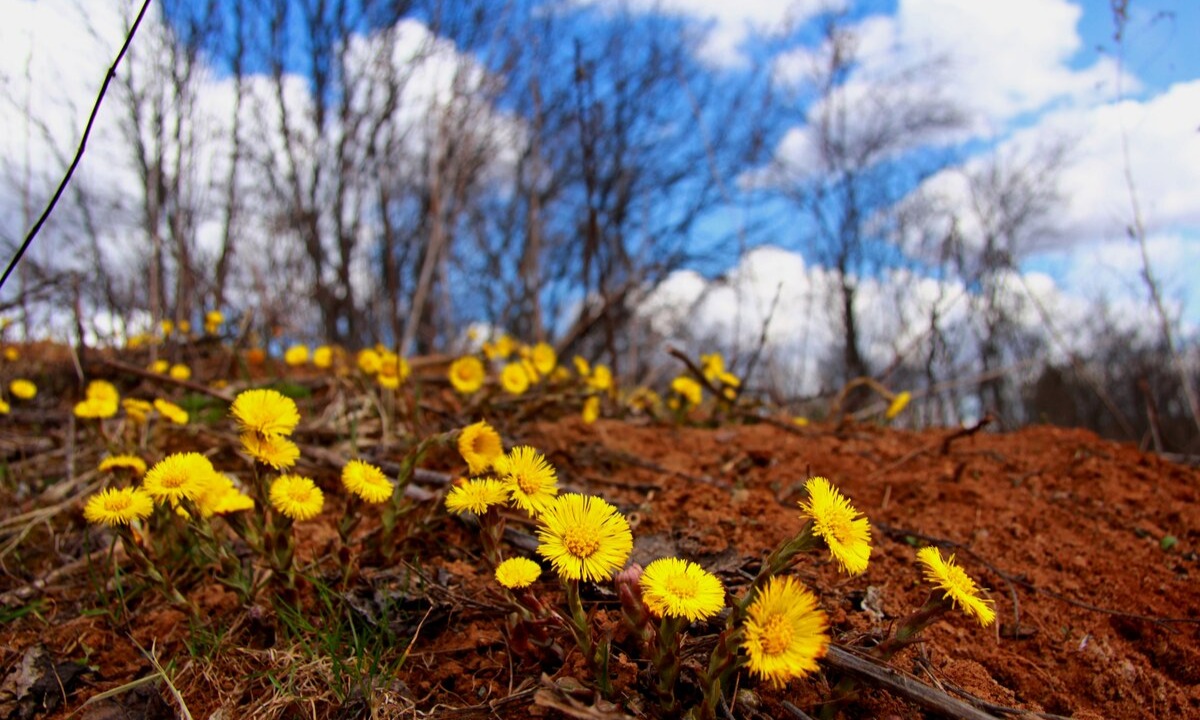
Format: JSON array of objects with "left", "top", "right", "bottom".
[
  {"left": 742, "top": 576, "right": 829, "bottom": 688},
  {"left": 799, "top": 476, "right": 872, "bottom": 575},
  {"left": 536, "top": 493, "right": 632, "bottom": 583},
  {"left": 231, "top": 389, "right": 300, "bottom": 438},
  {"left": 154, "top": 398, "right": 189, "bottom": 425},
  {"left": 143, "top": 452, "right": 216, "bottom": 505},
  {"left": 269, "top": 475, "right": 324, "bottom": 521},
  {"left": 444, "top": 478, "right": 509, "bottom": 515},
  {"left": 495, "top": 557, "right": 542, "bottom": 589},
  {"left": 240, "top": 432, "right": 300, "bottom": 470},
  {"left": 98, "top": 454, "right": 148, "bottom": 476},
  {"left": 84, "top": 487, "right": 155, "bottom": 526},
  {"left": 9, "top": 379, "right": 36, "bottom": 400},
  {"left": 495, "top": 446, "right": 559, "bottom": 516},
  {"left": 917, "top": 547, "right": 996, "bottom": 627},
  {"left": 341, "top": 460, "right": 393, "bottom": 504},
  {"left": 639, "top": 557, "right": 726, "bottom": 622},
  {"left": 448, "top": 356, "right": 485, "bottom": 394},
  {"left": 458, "top": 420, "right": 503, "bottom": 475}
]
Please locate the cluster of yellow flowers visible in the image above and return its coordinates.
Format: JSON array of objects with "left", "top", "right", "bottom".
[
  {"left": 447, "top": 336, "right": 562, "bottom": 397},
  {"left": 356, "top": 346, "right": 409, "bottom": 388}
]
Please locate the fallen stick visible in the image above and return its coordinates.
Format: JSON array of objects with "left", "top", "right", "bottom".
[{"left": 823, "top": 645, "right": 1000, "bottom": 720}]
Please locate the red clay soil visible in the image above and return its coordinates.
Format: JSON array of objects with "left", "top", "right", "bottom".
[{"left": 2, "top": 385, "right": 1199, "bottom": 718}]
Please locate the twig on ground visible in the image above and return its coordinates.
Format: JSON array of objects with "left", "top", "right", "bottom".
[{"left": 96, "top": 356, "right": 234, "bottom": 402}]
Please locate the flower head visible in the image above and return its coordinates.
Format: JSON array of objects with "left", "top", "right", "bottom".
[
  {"left": 98, "top": 454, "right": 148, "bottom": 476},
  {"left": 458, "top": 420, "right": 503, "bottom": 475},
  {"left": 743, "top": 576, "right": 829, "bottom": 688},
  {"left": 581, "top": 395, "right": 600, "bottom": 424},
  {"left": 204, "top": 310, "right": 224, "bottom": 335},
  {"left": 123, "top": 398, "right": 153, "bottom": 424},
  {"left": 341, "top": 460, "right": 393, "bottom": 504},
  {"left": 536, "top": 493, "right": 632, "bottom": 582},
  {"left": 240, "top": 432, "right": 300, "bottom": 470},
  {"left": 269, "top": 475, "right": 324, "bottom": 521},
  {"left": 142, "top": 452, "right": 215, "bottom": 505},
  {"left": 530, "top": 342, "right": 557, "bottom": 376},
  {"left": 799, "top": 476, "right": 872, "bottom": 575},
  {"left": 495, "top": 557, "right": 542, "bottom": 589},
  {"left": 917, "top": 547, "right": 996, "bottom": 627},
  {"left": 194, "top": 473, "right": 254, "bottom": 518},
  {"left": 169, "top": 364, "right": 191, "bottom": 381},
  {"left": 495, "top": 446, "right": 559, "bottom": 516},
  {"left": 671, "top": 376, "right": 702, "bottom": 407},
  {"left": 312, "top": 345, "right": 334, "bottom": 369},
  {"left": 9, "top": 379, "right": 36, "bottom": 400},
  {"left": 588, "top": 365, "right": 613, "bottom": 392},
  {"left": 886, "top": 391, "right": 912, "bottom": 420},
  {"left": 230, "top": 389, "right": 300, "bottom": 438},
  {"left": 500, "top": 362, "right": 531, "bottom": 395},
  {"left": 75, "top": 380, "right": 120, "bottom": 419},
  {"left": 640, "top": 557, "right": 726, "bottom": 622},
  {"left": 84, "top": 487, "right": 155, "bottom": 526},
  {"left": 357, "top": 348, "right": 382, "bottom": 375},
  {"left": 284, "top": 344, "right": 309, "bottom": 366},
  {"left": 154, "top": 398, "right": 189, "bottom": 425},
  {"left": 444, "top": 478, "right": 509, "bottom": 515},
  {"left": 449, "top": 355, "right": 486, "bottom": 394}
]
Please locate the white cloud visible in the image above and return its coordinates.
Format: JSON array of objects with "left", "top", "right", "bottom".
[{"left": 579, "top": 0, "right": 846, "bottom": 67}]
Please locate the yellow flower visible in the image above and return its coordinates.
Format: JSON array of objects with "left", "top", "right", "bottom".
[
  {"left": 284, "top": 344, "right": 309, "bottom": 366},
  {"left": 3, "top": 347, "right": 19, "bottom": 362},
  {"left": 341, "top": 460, "right": 393, "bottom": 504},
  {"left": 169, "top": 364, "right": 191, "bottom": 381},
  {"left": 742, "top": 576, "right": 829, "bottom": 688},
  {"left": 231, "top": 389, "right": 300, "bottom": 438},
  {"left": 581, "top": 395, "right": 600, "bottom": 424},
  {"left": 793, "top": 416, "right": 809, "bottom": 427},
  {"left": 671, "top": 376, "right": 702, "bottom": 407},
  {"left": 588, "top": 364, "right": 613, "bottom": 392},
  {"left": 0, "top": 399, "right": 9, "bottom": 414},
  {"left": 240, "top": 432, "right": 300, "bottom": 470},
  {"left": 194, "top": 473, "right": 250, "bottom": 518},
  {"left": 444, "top": 478, "right": 509, "bottom": 515},
  {"left": 143, "top": 452, "right": 215, "bottom": 505},
  {"left": 448, "top": 356, "right": 486, "bottom": 394},
  {"left": 377, "top": 354, "right": 409, "bottom": 389},
  {"left": 178, "top": 320, "right": 191, "bottom": 334},
  {"left": 572, "top": 355, "right": 590, "bottom": 377},
  {"left": 886, "top": 391, "right": 912, "bottom": 420},
  {"left": 357, "top": 348, "right": 382, "bottom": 375},
  {"left": 312, "top": 345, "right": 334, "bottom": 369},
  {"left": 798, "top": 476, "right": 872, "bottom": 575},
  {"left": 495, "top": 557, "right": 542, "bottom": 589},
  {"left": 640, "top": 557, "right": 726, "bottom": 622},
  {"left": 75, "top": 380, "right": 120, "bottom": 419},
  {"left": 149, "top": 359, "right": 170, "bottom": 374},
  {"left": 500, "top": 361, "right": 530, "bottom": 395},
  {"left": 98, "top": 454, "right": 148, "bottom": 476},
  {"left": 10, "top": 379, "right": 36, "bottom": 400},
  {"left": 204, "top": 310, "right": 224, "bottom": 335},
  {"left": 161, "top": 319, "right": 174, "bottom": 336},
  {"left": 917, "top": 547, "right": 996, "bottom": 627},
  {"left": 530, "top": 342, "right": 557, "bottom": 376},
  {"left": 483, "top": 334, "right": 516, "bottom": 361},
  {"left": 458, "top": 420, "right": 503, "bottom": 475},
  {"left": 700, "top": 352, "right": 725, "bottom": 381},
  {"left": 495, "top": 445, "right": 559, "bottom": 516},
  {"left": 537, "top": 493, "right": 633, "bottom": 582},
  {"left": 123, "top": 398, "right": 153, "bottom": 424},
  {"left": 83, "top": 487, "right": 155, "bottom": 526},
  {"left": 154, "top": 398, "right": 189, "bottom": 425},
  {"left": 269, "top": 474, "right": 324, "bottom": 521}
]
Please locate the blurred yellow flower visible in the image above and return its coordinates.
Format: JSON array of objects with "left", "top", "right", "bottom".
[
  {"left": 204, "top": 310, "right": 224, "bottom": 335},
  {"left": 448, "top": 356, "right": 486, "bottom": 394},
  {"left": 671, "top": 376, "right": 702, "bottom": 407},
  {"left": 123, "top": 398, "right": 153, "bottom": 424},
  {"left": 312, "top": 345, "right": 334, "bottom": 369},
  {"left": 886, "top": 391, "right": 912, "bottom": 420},
  {"left": 588, "top": 364, "right": 613, "bottom": 392},
  {"left": 500, "top": 362, "right": 530, "bottom": 395},
  {"left": 284, "top": 344, "right": 309, "bottom": 366},
  {"left": 240, "top": 432, "right": 300, "bottom": 470},
  {"left": 149, "top": 359, "right": 169, "bottom": 374},
  {"left": 161, "top": 319, "right": 174, "bottom": 336},
  {"left": 0, "top": 399, "right": 9, "bottom": 415},
  {"left": 98, "top": 454, "right": 147, "bottom": 476},
  {"left": 154, "top": 398, "right": 189, "bottom": 425},
  {"left": 458, "top": 420, "right": 503, "bottom": 475},
  {"left": 9, "top": 379, "right": 36, "bottom": 400},
  {"left": 582, "top": 395, "right": 600, "bottom": 424},
  {"left": 168, "top": 364, "right": 191, "bottom": 381},
  {"left": 530, "top": 342, "right": 557, "bottom": 376},
  {"left": 357, "top": 348, "right": 382, "bottom": 375},
  {"left": 195, "top": 473, "right": 254, "bottom": 517},
  {"left": 3, "top": 347, "right": 19, "bottom": 362}
]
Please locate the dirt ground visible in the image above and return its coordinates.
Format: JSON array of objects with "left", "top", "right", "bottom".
[{"left": 1, "top": 351, "right": 1198, "bottom": 719}]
